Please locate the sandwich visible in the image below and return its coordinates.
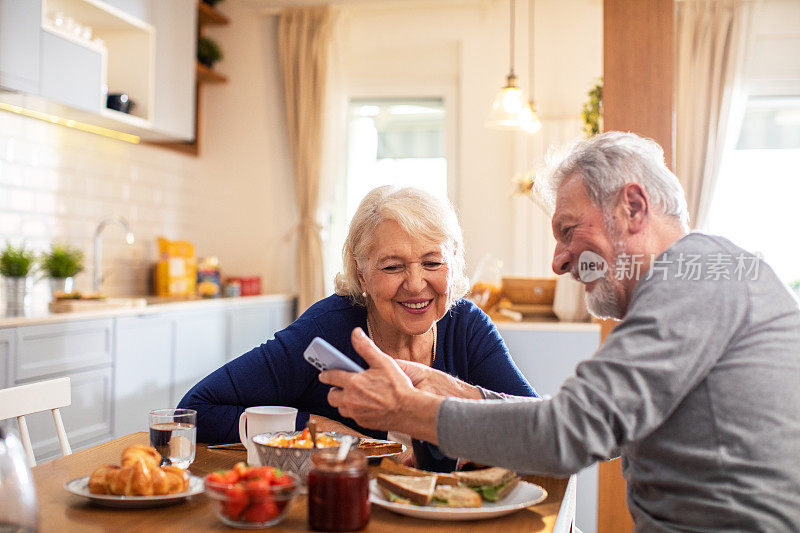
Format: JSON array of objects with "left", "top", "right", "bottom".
[
  {"left": 378, "top": 458, "right": 459, "bottom": 486},
  {"left": 453, "top": 467, "right": 519, "bottom": 502},
  {"left": 431, "top": 485, "right": 482, "bottom": 508},
  {"left": 376, "top": 474, "right": 437, "bottom": 505}
]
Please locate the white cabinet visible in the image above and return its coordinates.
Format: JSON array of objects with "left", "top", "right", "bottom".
[
  {"left": 173, "top": 309, "right": 227, "bottom": 406},
  {"left": 499, "top": 323, "right": 601, "bottom": 533},
  {"left": 40, "top": 30, "right": 105, "bottom": 113},
  {"left": 14, "top": 319, "right": 113, "bottom": 381},
  {"left": 0, "top": 1, "right": 41, "bottom": 93},
  {"left": 11, "top": 318, "right": 114, "bottom": 462},
  {"left": 148, "top": 0, "right": 197, "bottom": 140},
  {"left": 0, "top": 0, "right": 196, "bottom": 141},
  {"left": 0, "top": 329, "right": 13, "bottom": 388},
  {"left": 0, "top": 296, "right": 296, "bottom": 462},
  {"left": 227, "top": 300, "right": 295, "bottom": 361},
  {"left": 113, "top": 314, "right": 173, "bottom": 437}
]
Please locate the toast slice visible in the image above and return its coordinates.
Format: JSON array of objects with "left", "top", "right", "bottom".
[
  {"left": 376, "top": 474, "right": 437, "bottom": 506},
  {"left": 357, "top": 439, "right": 403, "bottom": 456},
  {"left": 378, "top": 458, "right": 459, "bottom": 486}
]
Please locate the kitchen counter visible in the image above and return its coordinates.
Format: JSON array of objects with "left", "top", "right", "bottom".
[{"left": 0, "top": 294, "right": 295, "bottom": 328}]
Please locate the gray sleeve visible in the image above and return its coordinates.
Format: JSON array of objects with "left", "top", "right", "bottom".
[{"left": 437, "top": 267, "right": 749, "bottom": 475}]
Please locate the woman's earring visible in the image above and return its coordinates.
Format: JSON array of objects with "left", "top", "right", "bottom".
[{"left": 362, "top": 291, "right": 367, "bottom": 298}]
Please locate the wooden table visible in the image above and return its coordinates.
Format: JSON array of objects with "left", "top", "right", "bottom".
[{"left": 32, "top": 433, "right": 575, "bottom": 532}]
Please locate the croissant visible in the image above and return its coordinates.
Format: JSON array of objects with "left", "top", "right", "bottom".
[
  {"left": 88, "top": 445, "right": 190, "bottom": 496},
  {"left": 121, "top": 444, "right": 161, "bottom": 469}
]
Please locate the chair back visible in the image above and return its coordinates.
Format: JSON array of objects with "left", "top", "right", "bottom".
[{"left": 0, "top": 377, "right": 72, "bottom": 466}]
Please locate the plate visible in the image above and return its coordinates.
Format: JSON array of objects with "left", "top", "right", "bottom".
[
  {"left": 64, "top": 474, "right": 204, "bottom": 508},
  {"left": 369, "top": 479, "right": 547, "bottom": 521},
  {"left": 357, "top": 438, "right": 406, "bottom": 459}
]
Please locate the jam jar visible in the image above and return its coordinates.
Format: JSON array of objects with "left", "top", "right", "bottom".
[{"left": 307, "top": 447, "right": 370, "bottom": 531}]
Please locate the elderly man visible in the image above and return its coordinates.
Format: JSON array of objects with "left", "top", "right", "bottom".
[{"left": 320, "top": 132, "right": 800, "bottom": 531}]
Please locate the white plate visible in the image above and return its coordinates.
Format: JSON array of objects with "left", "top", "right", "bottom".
[
  {"left": 358, "top": 438, "right": 406, "bottom": 459},
  {"left": 64, "top": 474, "right": 204, "bottom": 508},
  {"left": 369, "top": 479, "right": 547, "bottom": 521}
]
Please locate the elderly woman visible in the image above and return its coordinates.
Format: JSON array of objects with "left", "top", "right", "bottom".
[{"left": 179, "top": 186, "right": 537, "bottom": 471}]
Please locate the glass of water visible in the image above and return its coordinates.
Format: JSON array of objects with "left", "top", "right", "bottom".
[{"left": 148, "top": 408, "right": 197, "bottom": 469}]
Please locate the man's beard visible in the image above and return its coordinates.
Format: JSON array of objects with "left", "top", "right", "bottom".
[{"left": 583, "top": 238, "right": 627, "bottom": 320}]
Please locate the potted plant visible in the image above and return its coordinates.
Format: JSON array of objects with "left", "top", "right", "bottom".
[
  {"left": 0, "top": 242, "right": 36, "bottom": 315},
  {"left": 41, "top": 244, "right": 84, "bottom": 296},
  {"left": 197, "top": 36, "right": 223, "bottom": 69}
]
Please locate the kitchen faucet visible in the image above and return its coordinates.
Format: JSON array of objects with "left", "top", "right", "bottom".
[{"left": 93, "top": 216, "right": 135, "bottom": 293}]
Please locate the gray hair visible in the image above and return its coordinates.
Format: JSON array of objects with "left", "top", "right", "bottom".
[
  {"left": 539, "top": 131, "right": 690, "bottom": 231},
  {"left": 334, "top": 186, "right": 469, "bottom": 309}
]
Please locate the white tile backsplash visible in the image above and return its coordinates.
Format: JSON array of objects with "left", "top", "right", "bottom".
[{"left": 0, "top": 109, "right": 207, "bottom": 299}]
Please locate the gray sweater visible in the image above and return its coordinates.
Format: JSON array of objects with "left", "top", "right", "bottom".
[{"left": 437, "top": 233, "right": 800, "bottom": 532}]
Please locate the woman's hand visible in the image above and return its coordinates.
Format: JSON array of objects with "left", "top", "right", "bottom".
[
  {"left": 394, "top": 359, "right": 483, "bottom": 400},
  {"left": 320, "top": 328, "right": 442, "bottom": 443}
]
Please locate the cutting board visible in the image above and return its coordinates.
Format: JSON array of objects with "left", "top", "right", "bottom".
[{"left": 49, "top": 298, "right": 148, "bottom": 313}]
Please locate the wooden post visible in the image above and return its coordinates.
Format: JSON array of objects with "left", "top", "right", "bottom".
[{"left": 599, "top": 0, "right": 675, "bottom": 531}]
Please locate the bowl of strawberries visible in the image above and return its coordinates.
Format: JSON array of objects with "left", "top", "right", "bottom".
[{"left": 205, "top": 462, "right": 300, "bottom": 528}]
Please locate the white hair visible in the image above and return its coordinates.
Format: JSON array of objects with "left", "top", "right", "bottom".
[
  {"left": 539, "top": 132, "right": 690, "bottom": 231},
  {"left": 334, "top": 186, "right": 469, "bottom": 309}
]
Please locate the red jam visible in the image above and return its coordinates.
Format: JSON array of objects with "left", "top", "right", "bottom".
[{"left": 308, "top": 448, "right": 370, "bottom": 531}]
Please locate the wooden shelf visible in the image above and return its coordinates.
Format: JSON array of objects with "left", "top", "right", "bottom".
[
  {"left": 196, "top": 62, "right": 227, "bottom": 84},
  {"left": 198, "top": 1, "right": 229, "bottom": 26}
]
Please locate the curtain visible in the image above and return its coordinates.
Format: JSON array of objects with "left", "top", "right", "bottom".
[
  {"left": 676, "top": 0, "right": 754, "bottom": 229},
  {"left": 278, "top": 6, "right": 337, "bottom": 313}
]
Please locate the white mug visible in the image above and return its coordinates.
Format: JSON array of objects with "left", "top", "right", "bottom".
[{"left": 238, "top": 406, "right": 297, "bottom": 465}]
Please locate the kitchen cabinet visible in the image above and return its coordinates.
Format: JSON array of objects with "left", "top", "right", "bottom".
[
  {"left": 227, "top": 299, "right": 294, "bottom": 361},
  {"left": 0, "top": 0, "right": 197, "bottom": 142},
  {"left": 14, "top": 319, "right": 114, "bottom": 381},
  {"left": 10, "top": 318, "right": 115, "bottom": 462},
  {"left": 172, "top": 308, "right": 227, "bottom": 407},
  {"left": 0, "top": 329, "right": 13, "bottom": 388},
  {"left": 150, "top": 1, "right": 228, "bottom": 154},
  {"left": 113, "top": 314, "right": 173, "bottom": 438},
  {"left": 499, "top": 322, "right": 601, "bottom": 533},
  {"left": 1, "top": 296, "right": 295, "bottom": 463},
  {"left": 0, "top": 1, "right": 41, "bottom": 94}
]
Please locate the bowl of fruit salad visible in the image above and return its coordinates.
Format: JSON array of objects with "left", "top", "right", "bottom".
[{"left": 205, "top": 463, "right": 300, "bottom": 528}]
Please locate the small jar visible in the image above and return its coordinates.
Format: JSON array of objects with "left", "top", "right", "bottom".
[{"left": 307, "top": 448, "right": 370, "bottom": 531}]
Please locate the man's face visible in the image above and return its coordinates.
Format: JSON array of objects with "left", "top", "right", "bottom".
[{"left": 550, "top": 174, "right": 628, "bottom": 319}]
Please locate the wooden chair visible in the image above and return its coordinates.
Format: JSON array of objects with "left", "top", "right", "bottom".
[{"left": 0, "top": 377, "right": 72, "bottom": 466}]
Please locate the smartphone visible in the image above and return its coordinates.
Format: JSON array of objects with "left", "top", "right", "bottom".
[{"left": 303, "top": 337, "right": 365, "bottom": 373}]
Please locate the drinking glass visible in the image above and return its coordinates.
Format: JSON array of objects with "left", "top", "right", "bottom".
[{"left": 148, "top": 408, "right": 196, "bottom": 469}]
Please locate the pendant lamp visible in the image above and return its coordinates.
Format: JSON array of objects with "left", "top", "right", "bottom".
[{"left": 485, "top": 0, "right": 533, "bottom": 130}]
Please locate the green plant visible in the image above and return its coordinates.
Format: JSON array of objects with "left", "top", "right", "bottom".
[
  {"left": 581, "top": 79, "right": 603, "bottom": 138},
  {"left": 41, "top": 244, "right": 85, "bottom": 278},
  {"left": 197, "top": 37, "right": 223, "bottom": 68},
  {"left": 0, "top": 242, "right": 36, "bottom": 278}
]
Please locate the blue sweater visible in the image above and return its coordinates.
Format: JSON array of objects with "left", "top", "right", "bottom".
[{"left": 178, "top": 294, "right": 537, "bottom": 471}]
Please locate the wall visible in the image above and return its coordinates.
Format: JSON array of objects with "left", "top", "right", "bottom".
[
  {"left": 330, "top": 0, "right": 602, "bottom": 278},
  {"left": 0, "top": 0, "right": 298, "bottom": 308},
  {"left": 0, "top": 0, "right": 600, "bottom": 309}
]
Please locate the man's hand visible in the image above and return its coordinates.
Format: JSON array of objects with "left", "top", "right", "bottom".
[
  {"left": 319, "top": 328, "right": 443, "bottom": 443},
  {"left": 395, "top": 359, "right": 483, "bottom": 400}
]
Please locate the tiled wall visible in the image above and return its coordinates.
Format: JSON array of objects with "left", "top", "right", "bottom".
[{"left": 0, "top": 110, "right": 208, "bottom": 301}]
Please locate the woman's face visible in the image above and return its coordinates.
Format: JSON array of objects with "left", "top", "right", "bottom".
[{"left": 358, "top": 220, "right": 451, "bottom": 337}]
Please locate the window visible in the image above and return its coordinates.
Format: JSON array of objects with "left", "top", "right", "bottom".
[
  {"left": 705, "top": 95, "right": 800, "bottom": 287},
  {"left": 323, "top": 98, "right": 450, "bottom": 291},
  {"left": 344, "top": 98, "right": 448, "bottom": 221}
]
